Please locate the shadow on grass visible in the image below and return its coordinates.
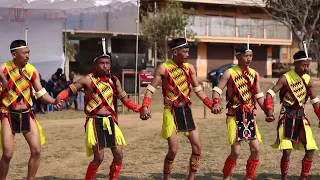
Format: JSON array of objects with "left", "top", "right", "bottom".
[
  {"left": 148, "top": 172, "right": 320, "bottom": 180},
  {"left": 34, "top": 173, "right": 142, "bottom": 180},
  {"left": 31, "top": 171, "right": 320, "bottom": 180}
]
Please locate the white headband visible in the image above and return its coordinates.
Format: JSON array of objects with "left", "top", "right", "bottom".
[
  {"left": 10, "top": 28, "right": 28, "bottom": 51},
  {"left": 236, "top": 49, "right": 252, "bottom": 55},
  {"left": 294, "top": 57, "right": 311, "bottom": 62},
  {"left": 10, "top": 46, "right": 28, "bottom": 51},
  {"left": 171, "top": 42, "right": 188, "bottom": 50}
]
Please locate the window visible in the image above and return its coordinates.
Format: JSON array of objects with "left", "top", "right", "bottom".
[
  {"left": 183, "top": 3, "right": 198, "bottom": 10},
  {"left": 204, "top": 4, "right": 221, "bottom": 11}
]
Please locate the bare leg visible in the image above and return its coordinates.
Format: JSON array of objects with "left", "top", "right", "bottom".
[
  {"left": 163, "top": 132, "right": 178, "bottom": 180},
  {"left": 187, "top": 124, "right": 202, "bottom": 180},
  {"left": 246, "top": 139, "right": 260, "bottom": 180},
  {"left": 111, "top": 145, "right": 123, "bottom": 163},
  {"left": 223, "top": 141, "right": 241, "bottom": 180},
  {"left": 90, "top": 146, "right": 104, "bottom": 169},
  {"left": 85, "top": 146, "right": 104, "bottom": 180},
  {"left": 0, "top": 119, "right": 15, "bottom": 180},
  {"left": 23, "top": 118, "right": 41, "bottom": 180},
  {"left": 109, "top": 146, "right": 124, "bottom": 179},
  {"left": 299, "top": 127, "right": 315, "bottom": 180}
]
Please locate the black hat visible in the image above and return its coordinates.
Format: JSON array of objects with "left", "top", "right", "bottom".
[
  {"left": 235, "top": 44, "right": 252, "bottom": 54},
  {"left": 293, "top": 50, "right": 310, "bottom": 61},
  {"left": 93, "top": 38, "right": 111, "bottom": 62},
  {"left": 293, "top": 41, "right": 312, "bottom": 61},
  {"left": 168, "top": 38, "right": 189, "bottom": 50}
]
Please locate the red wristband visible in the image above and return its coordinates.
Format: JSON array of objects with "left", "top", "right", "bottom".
[
  {"left": 265, "top": 97, "right": 273, "bottom": 111},
  {"left": 212, "top": 97, "right": 220, "bottom": 106},
  {"left": 142, "top": 97, "right": 151, "bottom": 108},
  {"left": 203, "top": 97, "right": 213, "bottom": 109},
  {"left": 124, "top": 99, "right": 141, "bottom": 112},
  {"left": 57, "top": 89, "right": 69, "bottom": 100}
]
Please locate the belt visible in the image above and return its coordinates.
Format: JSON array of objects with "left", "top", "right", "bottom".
[
  {"left": 9, "top": 108, "right": 31, "bottom": 114},
  {"left": 280, "top": 106, "right": 305, "bottom": 117}
]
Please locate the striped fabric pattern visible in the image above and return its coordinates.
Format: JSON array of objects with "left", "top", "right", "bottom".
[
  {"left": 163, "top": 60, "right": 191, "bottom": 103},
  {"left": 2, "top": 60, "right": 35, "bottom": 108},
  {"left": 282, "top": 70, "right": 310, "bottom": 107},
  {"left": 85, "top": 73, "right": 115, "bottom": 114},
  {"left": 229, "top": 66, "right": 256, "bottom": 104}
]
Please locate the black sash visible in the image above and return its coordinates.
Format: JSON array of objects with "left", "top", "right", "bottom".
[
  {"left": 279, "top": 106, "right": 305, "bottom": 142},
  {"left": 8, "top": 109, "right": 33, "bottom": 134},
  {"left": 85, "top": 116, "right": 117, "bottom": 149},
  {"left": 172, "top": 105, "right": 195, "bottom": 132},
  {"left": 235, "top": 107, "right": 257, "bottom": 141}
]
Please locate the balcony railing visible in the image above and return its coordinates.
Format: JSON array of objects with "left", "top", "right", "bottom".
[{"left": 188, "top": 15, "right": 291, "bottom": 40}]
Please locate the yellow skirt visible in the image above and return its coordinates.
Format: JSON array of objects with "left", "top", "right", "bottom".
[
  {"left": 0, "top": 119, "right": 46, "bottom": 149},
  {"left": 85, "top": 117, "right": 126, "bottom": 157},
  {"left": 161, "top": 108, "right": 189, "bottom": 140},
  {"left": 226, "top": 115, "right": 262, "bottom": 145},
  {"left": 271, "top": 115, "right": 318, "bottom": 151}
]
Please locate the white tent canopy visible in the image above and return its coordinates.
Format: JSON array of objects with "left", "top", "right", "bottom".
[
  {"left": 0, "top": 0, "right": 137, "bottom": 80},
  {"left": 0, "top": 0, "right": 136, "bottom": 14}
]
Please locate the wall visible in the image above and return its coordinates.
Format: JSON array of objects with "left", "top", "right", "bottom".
[
  {"left": 106, "top": 5, "right": 137, "bottom": 33},
  {"left": 206, "top": 43, "right": 234, "bottom": 72},
  {"left": 197, "top": 42, "right": 207, "bottom": 78},
  {"left": 250, "top": 45, "right": 268, "bottom": 76},
  {"left": 66, "top": 5, "right": 137, "bottom": 33}
]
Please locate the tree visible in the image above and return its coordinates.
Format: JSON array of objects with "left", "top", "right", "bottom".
[
  {"left": 62, "top": 33, "right": 77, "bottom": 62},
  {"left": 255, "top": 0, "right": 320, "bottom": 75},
  {"left": 140, "top": 0, "right": 196, "bottom": 62}
]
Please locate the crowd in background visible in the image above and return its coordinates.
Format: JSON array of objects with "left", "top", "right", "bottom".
[{"left": 37, "top": 68, "right": 78, "bottom": 113}]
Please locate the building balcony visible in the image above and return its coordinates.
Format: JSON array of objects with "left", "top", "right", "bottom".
[{"left": 188, "top": 15, "right": 292, "bottom": 45}]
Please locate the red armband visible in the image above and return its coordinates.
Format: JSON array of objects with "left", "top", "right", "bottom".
[
  {"left": 57, "top": 89, "right": 69, "bottom": 100},
  {"left": 314, "top": 108, "right": 320, "bottom": 120},
  {"left": 212, "top": 97, "right": 220, "bottom": 106},
  {"left": 265, "top": 97, "right": 273, "bottom": 111},
  {"left": 124, "top": 99, "right": 141, "bottom": 112},
  {"left": 203, "top": 97, "right": 213, "bottom": 109},
  {"left": 142, "top": 97, "right": 151, "bottom": 108}
]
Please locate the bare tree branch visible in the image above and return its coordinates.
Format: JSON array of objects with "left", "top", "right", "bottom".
[
  {"left": 140, "top": 0, "right": 196, "bottom": 61},
  {"left": 253, "top": 0, "right": 320, "bottom": 76}
]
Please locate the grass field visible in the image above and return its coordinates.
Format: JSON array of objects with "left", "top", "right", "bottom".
[{"left": 3, "top": 78, "right": 320, "bottom": 180}]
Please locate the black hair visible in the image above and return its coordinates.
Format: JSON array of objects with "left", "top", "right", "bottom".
[
  {"left": 168, "top": 38, "right": 189, "bottom": 50},
  {"left": 10, "top": 40, "right": 27, "bottom": 53},
  {"left": 235, "top": 44, "right": 250, "bottom": 54}
]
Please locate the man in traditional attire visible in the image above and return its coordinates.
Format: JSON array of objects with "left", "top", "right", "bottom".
[
  {"left": 265, "top": 47, "right": 319, "bottom": 180},
  {"left": 0, "top": 28, "right": 63, "bottom": 179},
  {"left": 57, "top": 38, "right": 142, "bottom": 180},
  {"left": 140, "top": 38, "right": 213, "bottom": 180},
  {"left": 211, "top": 41, "right": 265, "bottom": 180}
]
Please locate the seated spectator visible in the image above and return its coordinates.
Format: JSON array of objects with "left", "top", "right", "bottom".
[
  {"left": 53, "top": 73, "right": 68, "bottom": 98},
  {"left": 47, "top": 74, "right": 58, "bottom": 97},
  {"left": 55, "top": 68, "right": 63, "bottom": 81}
]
